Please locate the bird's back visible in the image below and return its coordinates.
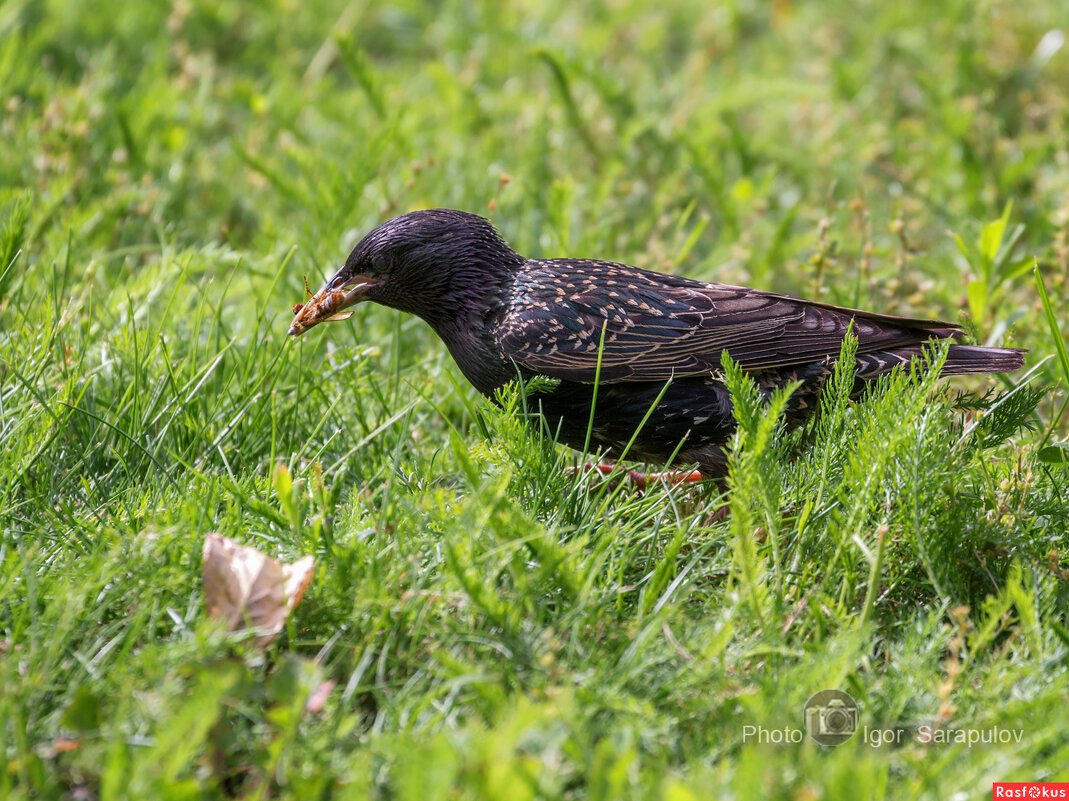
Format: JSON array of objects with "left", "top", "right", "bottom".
[{"left": 494, "top": 257, "right": 987, "bottom": 384}]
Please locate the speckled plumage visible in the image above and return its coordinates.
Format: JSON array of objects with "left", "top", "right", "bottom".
[{"left": 290, "top": 209, "right": 1026, "bottom": 478}]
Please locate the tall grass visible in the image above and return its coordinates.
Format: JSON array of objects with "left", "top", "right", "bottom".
[{"left": 2, "top": 0, "right": 1068, "bottom": 798}]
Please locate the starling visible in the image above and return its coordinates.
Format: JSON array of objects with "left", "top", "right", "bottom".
[{"left": 288, "top": 209, "right": 1026, "bottom": 478}]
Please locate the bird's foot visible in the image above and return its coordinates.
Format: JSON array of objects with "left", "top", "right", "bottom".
[
  {"left": 703, "top": 503, "right": 732, "bottom": 525},
  {"left": 571, "top": 462, "right": 705, "bottom": 491}
]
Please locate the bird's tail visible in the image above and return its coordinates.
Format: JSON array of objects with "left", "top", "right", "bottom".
[
  {"left": 856, "top": 344, "right": 1027, "bottom": 379},
  {"left": 939, "top": 344, "right": 1028, "bottom": 375}
]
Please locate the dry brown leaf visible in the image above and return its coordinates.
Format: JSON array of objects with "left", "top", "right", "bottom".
[{"left": 202, "top": 533, "right": 315, "bottom": 648}]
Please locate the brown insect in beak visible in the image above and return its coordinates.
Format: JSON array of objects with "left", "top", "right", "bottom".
[{"left": 288, "top": 273, "right": 382, "bottom": 337}]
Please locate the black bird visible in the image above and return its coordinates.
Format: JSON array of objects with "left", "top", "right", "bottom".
[{"left": 288, "top": 209, "right": 1025, "bottom": 478}]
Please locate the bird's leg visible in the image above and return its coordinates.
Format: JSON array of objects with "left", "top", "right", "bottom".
[
  {"left": 569, "top": 463, "right": 738, "bottom": 525},
  {"left": 573, "top": 462, "right": 705, "bottom": 491}
]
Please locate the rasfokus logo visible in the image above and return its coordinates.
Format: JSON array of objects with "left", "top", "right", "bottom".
[{"left": 993, "top": 783, "right": 1069, "bottom": 799}]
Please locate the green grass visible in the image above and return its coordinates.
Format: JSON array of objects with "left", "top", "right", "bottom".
[{"left": 3, "top": 0, "right": 1069, "bottom": 797}]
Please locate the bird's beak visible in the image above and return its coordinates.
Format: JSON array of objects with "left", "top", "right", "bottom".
[{"left": 288, "top": 272, "right": 382, "bottom": 337}]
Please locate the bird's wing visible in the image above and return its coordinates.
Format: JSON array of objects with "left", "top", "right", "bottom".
[{"left": 494, "top": 259, "right": 960, "bottom": 383}]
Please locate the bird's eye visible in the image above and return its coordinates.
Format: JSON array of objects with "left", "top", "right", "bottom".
[{"left": 372, "top": 253, "right": 388, "bottom": 271}]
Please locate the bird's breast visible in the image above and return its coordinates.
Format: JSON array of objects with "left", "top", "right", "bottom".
[{"left": 436, "top": 319, "right": 514, "bottom": 395}]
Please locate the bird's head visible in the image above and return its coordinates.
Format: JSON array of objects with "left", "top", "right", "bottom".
[{"left": 288, "top": 209, "right": 523, "bottom": 337}]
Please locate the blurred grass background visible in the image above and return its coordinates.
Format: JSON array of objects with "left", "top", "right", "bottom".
[{"left": 2, "top": 0, "right": 1069, "bottom": 798}]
